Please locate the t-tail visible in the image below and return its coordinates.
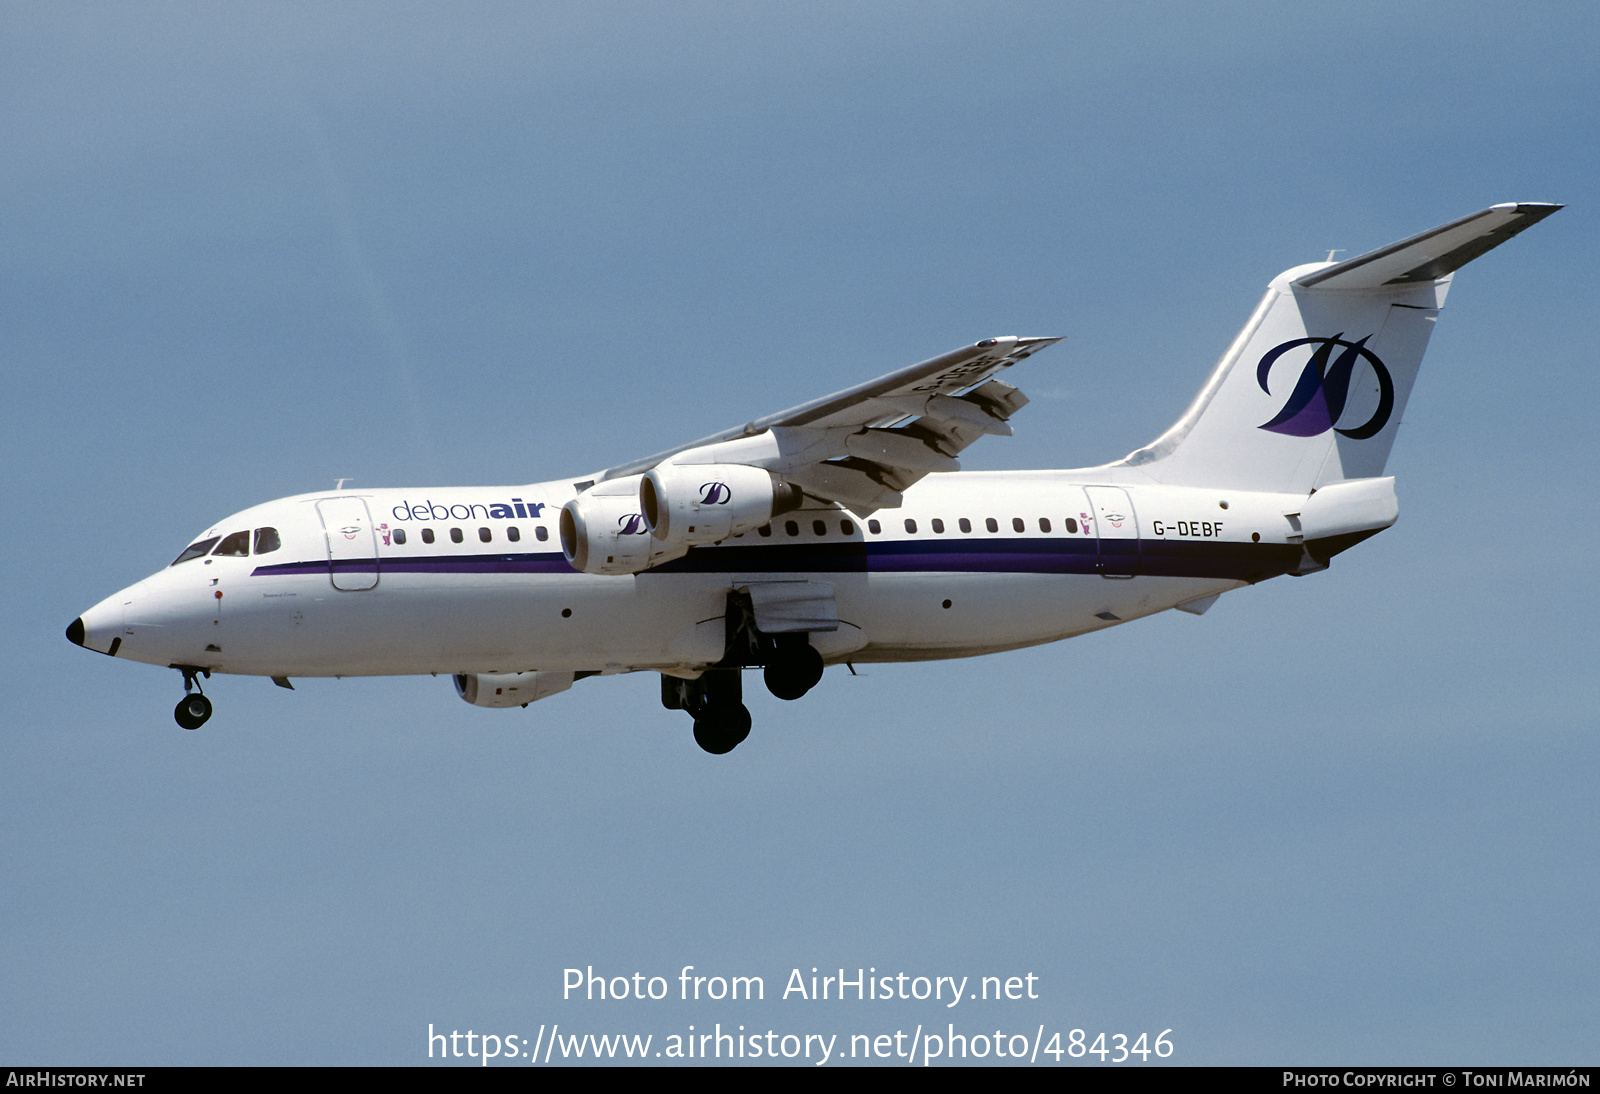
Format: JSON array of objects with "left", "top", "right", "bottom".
[{"left": 1120, "top": 203, "right": 1561, "bottom": 494}]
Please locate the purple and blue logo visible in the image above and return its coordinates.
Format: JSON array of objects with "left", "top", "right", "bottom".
[
  {"left": 1257, "top": 334, "right": 1394, "bottom": 440},
  {"left": 617, "top": 513, "right": 649, "bottom": 535},
  {"left": 699, "top": 482, "right": 731, "bottom": 505}
]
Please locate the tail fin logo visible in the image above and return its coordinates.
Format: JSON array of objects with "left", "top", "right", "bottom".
[{"left": 1257, "top": 334, "right": 1395, "bottom": 440}]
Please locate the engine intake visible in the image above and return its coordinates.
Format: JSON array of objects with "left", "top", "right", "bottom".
[
  {"left": 641, "top": 463, "right": 802, "bottom": 549},
  {"left": 560, "top": 476, "right": 689, "bottom": 575}
]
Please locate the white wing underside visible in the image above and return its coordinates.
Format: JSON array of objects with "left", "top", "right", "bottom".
[{"left": 599, "top": 336, "right": 1061, "bottom": 514}]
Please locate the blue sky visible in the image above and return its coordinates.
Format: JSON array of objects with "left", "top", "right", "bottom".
[{"left": 3, "top": 2, "right": 1596, "bottom": 1065}]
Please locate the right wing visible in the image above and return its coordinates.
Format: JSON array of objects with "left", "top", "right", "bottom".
[{"left": 601, "top": 336, "right": 1061, "bottom": 512}]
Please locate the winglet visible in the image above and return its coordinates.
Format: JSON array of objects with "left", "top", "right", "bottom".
[{"left": 1294, "top": 203, "right": 1562, "bottom": 290}]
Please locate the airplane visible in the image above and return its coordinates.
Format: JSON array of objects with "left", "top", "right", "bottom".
[{"left": 67, "top": 203, "right": 1560, "bottom": 754}]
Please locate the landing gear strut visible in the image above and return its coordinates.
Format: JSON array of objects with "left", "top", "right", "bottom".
[
  {"left": 723, "top": 588, "right": 827, "bottom": 702},
  {"left": 662, "top": 670, "right": 750, "bottom": 755},
  {"left": 173, "top": 665, "right": 213, "bottom": 730}
]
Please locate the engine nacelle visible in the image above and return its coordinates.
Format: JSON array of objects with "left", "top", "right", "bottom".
[
  {"left": 560, "top": 476, "right": 689, "bottom": 575},
  {"left": 641, "top": 462, "right": 802, "bottom": 548},
  {"left": 454, "top": 670, "right": 576, "bottom": 708}
]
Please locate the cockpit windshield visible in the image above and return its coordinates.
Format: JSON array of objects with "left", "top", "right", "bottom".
[
  {"left": 171, "top": 537, "right": 221, "bottom": 566},
  {"left": 213, "top": 531, "right": 251, "bottom": 557}
]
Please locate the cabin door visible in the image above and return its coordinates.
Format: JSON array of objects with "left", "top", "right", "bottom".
[
  {"left": 1083, "top": 486, "right": 1139, "bottom": 578},
  {"left": 316, "top": 497, "right": 380, "bottom": 591}
]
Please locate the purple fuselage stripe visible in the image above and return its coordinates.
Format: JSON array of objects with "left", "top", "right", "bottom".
[{"left": 250, "top": 537, "right": 1302, "bottom": 582}]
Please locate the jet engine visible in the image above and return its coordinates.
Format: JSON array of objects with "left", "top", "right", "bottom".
[
  {"left": 641, "top": 462, "right": 803, "bottom": 549},
  {"left": 454, "top": 670, "right": 576, "bottom": 708},
  {"left": 560, "top": 476, "right": 689, "bottom": 575}
]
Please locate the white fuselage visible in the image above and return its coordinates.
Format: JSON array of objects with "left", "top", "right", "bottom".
[{"left": 74, "top": 470, "right": 1316, "bottom": 680}]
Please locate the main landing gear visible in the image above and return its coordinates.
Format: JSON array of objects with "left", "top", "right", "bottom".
[
  {"left": 762, "top": 633, "right": 825, "bottom": 701},
  {"left": 662, "top": 590, "right": 831, "bottom": 755},
  {"left": 662, "top": 670, "right": 750, "bottom": 755},
  {"left": 172, "top": 665, "right": 213, "bottom": 730}
]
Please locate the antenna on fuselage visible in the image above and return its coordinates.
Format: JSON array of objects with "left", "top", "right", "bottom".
[
  {"left": 335, "top": 478, "right": 352, "bottom": 490},
  {"left": 1326, "top": 249, "right": 1345, "bottom": 262}
]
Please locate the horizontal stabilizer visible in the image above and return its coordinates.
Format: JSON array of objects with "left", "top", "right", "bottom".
[{"left": 1296, "top": 203, "right": 1562, "bottom": 290}]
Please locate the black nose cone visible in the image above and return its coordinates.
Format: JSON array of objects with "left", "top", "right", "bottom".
[{"left": 66, "top": 617, "right": 85, "bottom": 646}]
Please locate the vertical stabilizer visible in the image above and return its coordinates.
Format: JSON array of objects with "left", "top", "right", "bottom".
[{"left": 1121, "top": 203, "right": 1560, "bottom": 493}]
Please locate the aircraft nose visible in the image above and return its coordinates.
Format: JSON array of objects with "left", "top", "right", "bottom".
[{"left": 70, "top": 595, "right": 131, "bottom": 657}]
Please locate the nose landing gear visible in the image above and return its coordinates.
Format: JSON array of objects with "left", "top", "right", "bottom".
[
  {"left": 174, "top": 693, "right": 213, "bottom": 730},
  {"left": 172, "top": 665, "right": 213, "bottom": 729}
]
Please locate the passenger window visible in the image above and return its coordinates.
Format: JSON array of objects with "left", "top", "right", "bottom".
[
  {"left": 1039, "top": 517, "right": 1051, "bottom": 533},
  {"left": 450, "top": 528, "right": 464, "bottom": 544},
  {"left": 1012, "top": 517, "right": 1025, "bottom": 533},
  {"left": 392, "top": 528, "right": 407, "bottom": 545},
  {"left": 868, "top": 519, "right": 881, "bottom": 534},
  {"left": 421, "top": 528, "right": 435, "bottom": 544},
  {"left": 985, "top": 518, "right": 999, "bottom": 533},
  {"left": 840, "top": 520, "right": 854, "bottom": 536},
  {"left": 785, "top": 520, "right": 800, "bottom": 537},
  {"left": 758, "top": 525, "right": 772, "bottom": 537},
  {"left": 535, "top": 526, "right": 549, "bottom": 542},
  {"left": 904, "top": 518, "right": 917, "bottom": 534},
  {"left": 254, "top": 527, "right": 281, "bottom": 554},
  {"left": 959, "top": 518, "right": 972, "bottom": 534},
  {"left": 507, "top": 526, "right": 520, "bottom": 543},
  {"left": 931, "top": 518, "right": 945, "bottom": 534},
  {"left": 1066, "top": 517, "right": 1079, "bottom": 533},
  {"left": 213, "top": 531, "right": 250, "bottom": 557},
  {"left": 171, "top": 537, "right": 221, "bottom": 566},
  {"left": 812, "top": 519, "right": 827, "bottom": 537},
  {"left": 478, "top": 527, "right": 492, "bottom": 543}
]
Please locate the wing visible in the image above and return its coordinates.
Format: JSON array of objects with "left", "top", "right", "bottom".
[{"left": 600, "top": 335, "right": 1062, "bottom": 513}]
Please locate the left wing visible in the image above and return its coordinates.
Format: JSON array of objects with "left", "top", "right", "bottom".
[{"left": 601, "top": 335, "right": 1061, "bottom": 512}]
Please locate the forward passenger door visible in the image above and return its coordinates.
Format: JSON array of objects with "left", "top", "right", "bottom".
[{"left": 316, "top": 497, "right": 380, "bottom": 591}]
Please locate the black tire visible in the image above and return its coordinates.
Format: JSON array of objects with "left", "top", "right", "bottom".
[
  {"left": 794, "top": 645, "right": 824, "bottom": 690},
  {"left": 173, "top": 694, "right": 212, "bottom": 730},
  {"left": 693, "top": 704, "right": 752, "bottom": 754},
  {"left": 692, "top": 717, "right": 735, "bottom": 754},
  {"left": 764, "top": 663, "right": 807, "bottom": 701},
  {"left": 727, "top": 704, "right": 751, "bottom": 747},
  {"left": 764, "top": 645, "right": 824, "bottom": 700}
]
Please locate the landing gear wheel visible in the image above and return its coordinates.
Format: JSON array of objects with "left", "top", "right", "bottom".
[
  {"left": 693, "top": 704, "right": 752, "bottom": 754},
  {"left": 174, "top": 693, "right": 213, "bottom": 730},
  {"left": 764, "top": 644, "right": 824, "bottom": 700}
]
